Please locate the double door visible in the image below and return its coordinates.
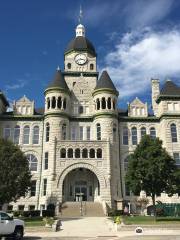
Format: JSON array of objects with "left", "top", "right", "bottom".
[{"left": 75, "top": 186, "right": 87, "bottom": 201}]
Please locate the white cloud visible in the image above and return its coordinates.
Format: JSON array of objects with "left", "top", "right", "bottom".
[
  {"left": 103, "top": 28, "right": 180, "bottom": 98},
  {"left": 5, "top": 79, "right": 27, "bottom": 90},
  {"left": 124, "top": 0, "right": 174, "bottom": 28}
]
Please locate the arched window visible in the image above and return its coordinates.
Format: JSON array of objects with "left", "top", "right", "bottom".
[
  {"left": 90, "top": 63, "right": 94, "bottom": 70},
  {"left": 150, "top": 127, "right": 156, "bottom": 139},
  {"left": 68, "top": 148, "right": 73, "bottom": 158},
  {"left": 107, "top": 97, "right": 111, "bottom": 109},
  {"left": 96, "top": 123, "right": 101, "bottom": 140},
  {"left": 113, "top": 100, "right": 116, "bottom": 110},
  {"left": 131, "top": 127, "right": 137, "bottom": 145},
  {"left": 75, "top": 148, "right": 80, "bottom": 158},
  {"left": 67, "top": 63, "right": 71, "bottom": 69},
  {"left": 82, "top": 148, "right": 88, "bottom": 158},
  {"left": 113, "top": 124, "right": 117, "bottom": 142},
  {"left": 60, "top": 148, "right": 66, "bottom": 158},
  {"left": 47, "top": 98, "right": 50, "bottom": 109},
  {"left": 52, "top": 97, "right": 56, "bottom": 109},
  {"left": 102, "top": 97, "right": 106, "bottom": 109},
  {"left": 4, "top": 126, "right": 11, "bottom": 140},
  {"left": 63, "top": 98, "right": 66, "bottom": 109},
  {"left": 141, "top": 127, "right": 146, "bottom": 139},
  {"left": 123, "top": 127, "right": 128, "bottom": 145},
  {"left": 170, "top": 123, "right": 177, "bottom": 142},
  {"left": 33, "top": 126, "right": 39, "bottom": 144},
  {"left": 26, "top": 154, "right": 38, "bottom": 171},
  {"left": 23, "top": 125, "right": 30, "bottom": 144},
  {"left": 62, "top": 124, "right": 67, "bottom": 140},
  {"left": 97, "top": 148, "right": 102, "bottom": 158},
  {"left": 124, "top": 157, "right": 129, "bottom": 171},
  {"left": 57, "top": 97, "right": 62, "bottom": 109},
  {"left": 90, "top": 148, "right": 95, "bottom": 158},
  {"left": 14, "top": 125, "right": 20, "bottom": 144},
  {"left": 97, "top": 99, "right": 100, "bottom": 110},
  {"left": 46, "top": 123, "right": 50, "bottom": 142}
]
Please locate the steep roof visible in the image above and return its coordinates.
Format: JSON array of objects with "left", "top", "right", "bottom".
[
  {"left": 95, "top": 71, "right": 118, "bottom": 92},
  {"left": 160, "top": 80, "right": 180, "bottom": 96},
  {"left": 0, "top": 90, "right": 9, "bottom": 107},
  {"left": 46, "top": 69, "right": 70, "bottom": 92},
  {"left": 65, "top": 36, "right": 96, "bottom": 56}
]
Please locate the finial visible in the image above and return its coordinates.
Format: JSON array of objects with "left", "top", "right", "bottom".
[
  {"left": 57, "top": 66, "right": 60, "bottom": 71},
  {"left": 79, "top": 5, "right": 83, "bottom": 24}
]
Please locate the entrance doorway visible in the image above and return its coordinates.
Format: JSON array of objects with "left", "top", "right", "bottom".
[{"left": 62, "top": 168, "right": 100, "bottom": 202}]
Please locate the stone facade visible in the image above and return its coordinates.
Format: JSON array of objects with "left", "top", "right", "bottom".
[{"left": 0, "top": 23, "right": 179, "bottom": 213}]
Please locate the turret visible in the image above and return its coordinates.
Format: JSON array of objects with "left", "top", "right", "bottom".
[
  {"left": 151, "top": 79, "right": 160, "bottom": 116},
  {"left": 92, "top": 70, "right": 119, "bottom": 142},
  {"left": 44, "top": 68, "right": 71, "bottom": 116}
]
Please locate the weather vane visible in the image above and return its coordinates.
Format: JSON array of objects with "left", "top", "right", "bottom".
[{"left": 78, "top": 5, "right": 83, "bottom": 24}]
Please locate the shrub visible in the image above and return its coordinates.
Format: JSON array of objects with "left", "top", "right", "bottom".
[{"left": 42, "top": 210, "right": 55, "bottom": 217}]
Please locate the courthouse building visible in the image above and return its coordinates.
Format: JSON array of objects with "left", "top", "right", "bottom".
[{"left": 0, "top": 22, "right": 179, "bottom": 213}]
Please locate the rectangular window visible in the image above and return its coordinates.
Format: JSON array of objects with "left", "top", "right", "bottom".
[
  {"left": 125, "top": 185, "right": 130, "bottom": 196},
  {"left": 71, "top": 126, "right": 76, "bottom": 140},
  {"left": 168, "top": 103, "right": 173, "bottom": 111},
  {"left": 173, "top": 153, "right": 180, "bottom": 166},
  {"left": 30, "top": 180, "right": 36, "bottom": 197},
  {"left": 79, "top": 126, "right": 83, "bottom": 140},
  {"left": 174, "top": 103, "right": 179, "bottom": 111},
  {"left": 18, "top": 205, "right": 25, "bottom": 211},
  {"left": 4, "top": 128, "right": 11, "bottom": 140},
  {"left": 29, "top": 205, "right": 35, "bottom": 211},
  {"left": 44, "top": 152, "right": 48, "bottom": 170},
  {"left": 7, "top": 205, "right": 13, "bottom": 211},
  {"left": 123, "top": 127, "right": 128, "bottom": 145},
  {"left": 86, "top": 126, "right": 91, "bottom": 140},
  {"left": 43, "top": 179, "right": 47, "bottom": 196}
]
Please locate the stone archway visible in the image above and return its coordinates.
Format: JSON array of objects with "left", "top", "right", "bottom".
[{"left": 57, "top": 162, "right": 107, "bottom": 202}]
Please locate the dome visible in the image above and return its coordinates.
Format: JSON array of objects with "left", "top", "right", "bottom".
[{"left": 65, "top": 36, "right": 97, "bottom": 56}]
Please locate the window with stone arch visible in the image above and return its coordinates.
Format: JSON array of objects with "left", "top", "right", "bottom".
[
  {"left": 170, "top": 123, "right": 178, "bottom": 142},
  {"left": 150, "top": 127, "right": 156, "bottom": 139},
  {"left": 102, "top": 97, "right": 106, "bottom": 109},
  {"left": 131, "top": 127, "right": 137, "bottom": 145},
  {"left": 62, "top": 123, "right": 67, "bottom": 140},
  {"left": 90, "top": 148, "right": 95, "bottom": 158},
  {"left": 23, "top": 125, "right": 30, "bottom": 144},
  {"left": 46, "top": 123, "right": 50, "bottom": 142},
  {"left": 14, "top": 125, "right": 20, "bottom": 144},
  {"left": 26, "top": 154, "right": 38, "bottom": 171},
  {"left": 67, "top": 148, "right": 73, "bottom": 158},
  {"left": 82, "top": 148, "right": 88, "bottom": 158},
  {"left": 75, "top": 148, "right": 80, "bottom": 158},
  {"left": 60, "top": 148, "right": 66, "bottom": 158},
  {"left": 47, "top": 97, "right": 50, "bottom": 109},
  {"left": 57, "top": 96, "right": 62, "bottom": 109},
  {"left": 63, "top": 98, "right": 67, "bottom": 109},
  {"left": 97, "top": 148, "right": 102, "bottom": 158},
  {"left": 90, "top": 63, "right": 94, "bottom": 70},
  {"left": 96, "top": 123, "right": 101, "bottom": 140},
  {"left": 113, "top": 99, "right": 116, "bottom": 110},
  {"left": 107, "top": 97, "right": 111, "bottom": 109},
  {"left": 33, "top": 126, "right": 39, "bottom": 144},
  {"left": 52, "top": 96, "right": 56, "bottom": 109},
  {"left": 140, "top": 127, "right": 146, "bottom": 139},
  {"left": 96, "top": 98, "right": 100, "bottom": 110}
]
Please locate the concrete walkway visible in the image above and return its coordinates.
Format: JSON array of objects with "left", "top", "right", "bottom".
[{"left": 25, "top": 217, "right": 180, "bottom": 238}]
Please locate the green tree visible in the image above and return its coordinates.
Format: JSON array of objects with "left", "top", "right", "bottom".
[
  {"left": 0, "top": 138, "right": 31, "bottom": 205},
  {"left": 125, "top": 135, "right": 179, "bottom": 217}
]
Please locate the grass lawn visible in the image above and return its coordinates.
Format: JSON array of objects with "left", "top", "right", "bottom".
[
  {"left": 25, "top": 220, "right": 44, "bottom": 227},
  {"left": 122, "top": 216, "right": 180, "bottom": 225}
]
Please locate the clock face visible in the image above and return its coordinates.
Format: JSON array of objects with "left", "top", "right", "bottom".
[{"left": 74, "top": 54, "right": 87, "bottom": 65}]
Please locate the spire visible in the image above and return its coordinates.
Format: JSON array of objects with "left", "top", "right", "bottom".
[{"left": 76, "top": 5, "right": 85, "bottom": 37}]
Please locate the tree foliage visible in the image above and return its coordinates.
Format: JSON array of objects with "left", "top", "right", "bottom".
[
  {"left": 0, "top": 138, "right": 31, "bottom": 205},
  {"left": 125, "top": 135, "right": 179, "bottom": 216}
]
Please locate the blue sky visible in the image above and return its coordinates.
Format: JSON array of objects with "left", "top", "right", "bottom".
[{"left": 1, "top": 0, "right": 180, "bottom": 109}]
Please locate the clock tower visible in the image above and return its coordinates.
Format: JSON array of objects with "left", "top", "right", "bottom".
[{"left": 63, "top": 13, "right": 98, "bottom": 116}]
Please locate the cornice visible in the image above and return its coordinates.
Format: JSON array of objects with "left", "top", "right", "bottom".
[{"left": 92, "top": 88, "right": 119, "bottom": 97}]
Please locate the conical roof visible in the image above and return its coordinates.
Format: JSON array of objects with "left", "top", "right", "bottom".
[
  {"left": 95, "top": 71, "right": 117, "bottom": 92},
  {"left": 46, "top": 69, "right": 69, "bottom": 92},
  {"left": 160, "top": 80, "right": 180, "bottom": 96}
]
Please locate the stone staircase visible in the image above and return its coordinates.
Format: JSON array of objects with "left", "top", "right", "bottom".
[{"left": 61, "top": 201, "right": 105, "bottom": 217}]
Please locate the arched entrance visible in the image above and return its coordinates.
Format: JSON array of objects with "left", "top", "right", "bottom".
[{"left": 62, "top": 168, "right": 100, "bottom": 202}]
